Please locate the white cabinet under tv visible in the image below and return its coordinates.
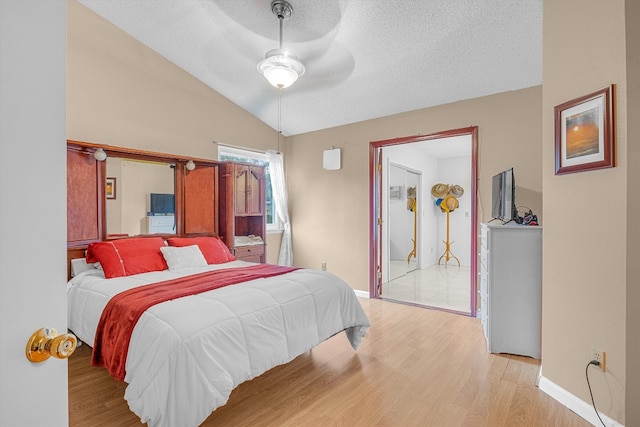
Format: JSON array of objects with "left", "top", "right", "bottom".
[
  {"left": 146, "top": 215, "right": 176, "bottom": 234},
  {"left": 479, "top": 223, "right": 542, "bottom": 359}
]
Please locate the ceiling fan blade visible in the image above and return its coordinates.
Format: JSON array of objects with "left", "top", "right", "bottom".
[
  {"left": 295, "top": 40, "right": 355, "bottom": 91},
  {"left": 199, "top": 0, "right": 345, "bottom": 67},
  {"left": 204, "top": 0, "right": 344, "bottom": 43}
]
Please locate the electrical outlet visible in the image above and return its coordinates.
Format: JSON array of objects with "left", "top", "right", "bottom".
[
  {"left": 321, "top": 262, "right": 326, "bottom": 271},
  {"left": 591, "top": 348, "right": 606, "bottom": 372}
]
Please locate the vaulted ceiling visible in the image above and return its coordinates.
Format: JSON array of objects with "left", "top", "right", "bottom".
[{"left": 77, "top": 0, "right": 542, "bottom": 136}]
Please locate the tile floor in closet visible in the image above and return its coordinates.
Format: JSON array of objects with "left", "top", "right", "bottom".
[{"left": 384, "top": 262, "right": 471, "bottom": 313}]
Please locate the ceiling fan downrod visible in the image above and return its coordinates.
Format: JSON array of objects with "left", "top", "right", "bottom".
[{"left": 271, "top": 0, "right": 293, "bottom": 50}]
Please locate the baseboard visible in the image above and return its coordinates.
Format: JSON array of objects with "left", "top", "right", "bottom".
[
  {"left": 538, "top": 375, "right": 624, "bottom": 426},
  {"left": 353, "top": 289, "right": 369, "bottom": 298}
]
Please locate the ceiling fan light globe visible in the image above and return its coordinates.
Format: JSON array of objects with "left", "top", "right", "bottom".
[
  {"left": 258, "top": 48, "right": 305, "bottom": 89},
  {"left": 264, "top": 66, "right": 298, "bottom": 89}
]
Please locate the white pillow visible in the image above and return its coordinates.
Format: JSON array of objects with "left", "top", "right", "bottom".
[
  {"left": 70, "top": 257, "right": 101, "bottom": 277},
  {"left": 160, "top": 245, "right": 207, "bottom": 271}
]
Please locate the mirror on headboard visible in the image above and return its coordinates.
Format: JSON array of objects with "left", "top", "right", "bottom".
[
  {"left": 67, "top": 139, "right": 220, "bottom": 247},
  {"left": 106, "top": 157, "right": 176, "bottom": 237}
]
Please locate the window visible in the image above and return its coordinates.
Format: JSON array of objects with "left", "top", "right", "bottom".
[{"left": 217, "top": 145, "right": 281, "bottom": 231}]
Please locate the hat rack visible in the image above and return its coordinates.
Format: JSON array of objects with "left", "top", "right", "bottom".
[
  {"left": 431, "top": 183, "right": 464, "bottom": 267},
  {"left": 406, "top": 186, "right": 417, "bottom": 263}
]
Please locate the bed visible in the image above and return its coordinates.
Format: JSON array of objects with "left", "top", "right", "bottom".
[{"left": 67, "top": 236, "right": 370, "bottom": 427}]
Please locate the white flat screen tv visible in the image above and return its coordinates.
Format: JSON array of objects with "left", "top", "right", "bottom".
[{"left": 491, "top": 168, "right": 515, "bottom": 223}]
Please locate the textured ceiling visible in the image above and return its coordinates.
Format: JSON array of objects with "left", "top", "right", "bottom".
[{"left": 76, "top": 0, "right": 542, "bottom": 136}]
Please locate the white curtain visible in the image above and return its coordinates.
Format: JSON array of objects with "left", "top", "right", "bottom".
[{"left": 266, "top": 150, "right": 293, "bottom": 266}]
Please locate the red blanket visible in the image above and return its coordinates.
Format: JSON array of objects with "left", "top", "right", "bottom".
[{"left": 91, "top": 264, "right": 299, "bottom": 381}]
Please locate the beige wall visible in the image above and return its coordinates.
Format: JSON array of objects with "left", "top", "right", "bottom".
[
  {"left": 542, "top": 0, "right": 630, "bottom": 424},
  {"left": 287, "top": 87, "right": 542, "bottom": 291},
  {"left": 625, "top": 2, "right": 640, "bottom": 424}
]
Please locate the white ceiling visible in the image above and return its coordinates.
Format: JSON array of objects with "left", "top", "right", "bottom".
[{"left": 76, "top": 0, "right": 542, "bottom": 137}]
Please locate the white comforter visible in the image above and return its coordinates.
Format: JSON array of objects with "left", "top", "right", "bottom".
[{"left": 67, "top": 261, "right": 370, "bottom": 427}]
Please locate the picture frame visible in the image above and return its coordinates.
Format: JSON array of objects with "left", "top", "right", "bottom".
[
  {"left": 106, "top": 177, "right": 116, "bottom": 200},
  {"left": 554, "top": 85, "right": 615, "bottom": 175}
]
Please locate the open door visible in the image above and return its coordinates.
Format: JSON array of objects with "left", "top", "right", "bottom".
[
  {"left": 0, "top": 2, "right": 70, "bottom": 425},
  {"left": 370, "top": 147, "right": 384, "bottom": 297},
  {"left": 388, "top": 164, "right": 420, "bottom": 281}
]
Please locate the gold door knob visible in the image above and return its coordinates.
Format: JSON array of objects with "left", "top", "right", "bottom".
[{"left": 26, "top": 328, "right": 77, "bottom": 362}]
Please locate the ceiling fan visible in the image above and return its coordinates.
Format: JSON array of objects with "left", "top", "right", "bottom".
[
  {"left": 197, "top": 0, "right": 356, "bottom": 133},
  {"left": 257, "top": 0, "right": 305, "bottom": 89},
  {"left": 251, "top": 0, "right": 354, "bottom": 93}
]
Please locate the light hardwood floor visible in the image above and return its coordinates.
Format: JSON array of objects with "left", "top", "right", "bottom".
[{"left": 69, "top": 298, "right": 591, "bottom": 426}]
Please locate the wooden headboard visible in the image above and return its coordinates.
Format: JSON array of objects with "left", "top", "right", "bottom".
[{"left": 67, "top": 140, "right": 222, "bottom": 279}]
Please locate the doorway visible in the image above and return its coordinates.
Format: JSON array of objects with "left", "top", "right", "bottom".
[{"left": 369, "top": 127, "right": 478, "bottom": 316}]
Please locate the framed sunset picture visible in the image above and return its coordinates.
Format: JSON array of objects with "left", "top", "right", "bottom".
[
  {"left": 554, "top": 85, "right": 615, "bottom": 175},
  {"left": 106, "top": 177, "right": 116, "bottom": 200}
]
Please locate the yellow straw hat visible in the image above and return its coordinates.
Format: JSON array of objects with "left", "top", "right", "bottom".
[
  {"left": 442, "top": 195, "right": 459, "bottom": 212},
  {"left": 431, "top": 183, "right": 449, "bottom": 198},
  {"left": 450, "top": 184, "right": 464, "bottom": 197}
]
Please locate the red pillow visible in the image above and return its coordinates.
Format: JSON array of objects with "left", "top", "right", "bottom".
[
  {"left": 86, "top": 237, "right": 168, "bottom": 279},
  {"left": 166, "top": 237, "right": 235, "bottom": 264}
]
